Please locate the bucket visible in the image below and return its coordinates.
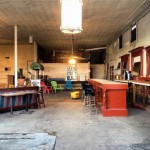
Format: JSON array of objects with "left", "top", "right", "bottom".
[{"left": 70, "top": 91, "right": 80, "bottom": 99}]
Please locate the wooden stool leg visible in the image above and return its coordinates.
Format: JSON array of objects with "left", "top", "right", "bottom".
[
  {"left": 37, "top": 92, "right": 45, "bottom": 108},
  {"left": 41, "top": 92, "right": 45, "bottom": 108},
  {"left": 37, "top": 94, "right": 41, "bottom": 109}
]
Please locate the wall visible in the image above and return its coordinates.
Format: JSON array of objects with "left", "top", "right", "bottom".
[
  {"left": 0, "top": 44, "right": 35, "bottom": 84},
  {"left": 90, "top": 64, "right": 105, "bottom": 79},
  {"left": 106, "top": 11, "right": 150, "bottom": 78},
  {"left": 41, "top": 63, "right": 90, "bottom": 81}
]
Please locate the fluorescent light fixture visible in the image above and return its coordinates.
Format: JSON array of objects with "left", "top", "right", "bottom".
[
  {"left": 60, "top": 0, "right": 83, "bottom": 34},
  {"left": 84, "top": 47, "right": 107, "bottom": 51}
]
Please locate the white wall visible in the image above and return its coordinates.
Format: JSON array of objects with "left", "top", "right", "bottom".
[
  {"left": 90, "top": 64, "right": 105, "bottom": 79},
  {"left": 41, "top": 63, "right": 90, "bottom": 81},
  {"left": 106, "top": 11, "right": 150, "bottom": 77}
]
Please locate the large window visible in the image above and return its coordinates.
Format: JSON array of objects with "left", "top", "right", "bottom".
[{"left": 131, "top": 24, "right": 137, "bottom": 43}]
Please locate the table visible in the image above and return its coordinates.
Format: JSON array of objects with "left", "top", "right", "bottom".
[
  {"left": 115, "top": 79, "right": 150, "bottom": 109},
  {"left": 132, "top": 81, "right": 150, "bottom": 109},
  {"left": 0, "top": 91, "right": 38, "bottom": 114},
  {"left": 0, "top": 92, "right": 25, "bottom": 114}
]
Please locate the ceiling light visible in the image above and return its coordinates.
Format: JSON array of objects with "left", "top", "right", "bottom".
[
  {"left": 69, "top": 58, "right": 76, "bottom": 64},
  {"left": 60, "top": 0, "right": 83, "bottom": 34}
]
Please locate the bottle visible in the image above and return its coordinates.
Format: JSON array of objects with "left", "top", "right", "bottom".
[
  {"left": 128, "top": 71, "right": 132, "bottom": 80},
  {"left": 127, "top": 71, "right": 130, "bottom": 80},
  {"left": 123, "top": 70, "right": 128, "bottom": 80}
]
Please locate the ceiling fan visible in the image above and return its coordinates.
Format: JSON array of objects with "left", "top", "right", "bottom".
[{"left": 60, "top": 35, "right": 86, "bottom": 60}]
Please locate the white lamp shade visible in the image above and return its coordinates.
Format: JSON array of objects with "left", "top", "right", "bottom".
[{"left": 60, "top": 0, "right": 82, "bottom": 34}]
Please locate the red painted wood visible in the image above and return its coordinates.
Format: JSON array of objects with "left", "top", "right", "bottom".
[
  {"left": 89, "top": 79, "right": 128, "bottom": 117},
  {"left": 146, "top": 46, "right": 150, "bottom": 77},
  {"left": 120, "top": 54, "right": 130, "bottom": 75}
]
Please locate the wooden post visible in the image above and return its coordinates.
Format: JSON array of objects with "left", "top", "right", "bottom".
[{"left": 14, "top": 26, "right": 18, "bottom": 87}]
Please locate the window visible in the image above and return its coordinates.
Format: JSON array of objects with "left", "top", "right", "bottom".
[
  {"left": 119, "top": 35, "right": 123, "bottom": 49},
  {"left": 131, "top": 24, "right": 136, "bottom": 42}
]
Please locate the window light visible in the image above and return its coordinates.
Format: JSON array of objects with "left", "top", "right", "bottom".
[{"left": 131, "top": 24, "right": 137, "bottom": 42}]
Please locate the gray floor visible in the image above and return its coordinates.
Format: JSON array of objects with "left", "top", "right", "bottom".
[{"left": 0, "top": 91, "right": 150, "bottom": 150}]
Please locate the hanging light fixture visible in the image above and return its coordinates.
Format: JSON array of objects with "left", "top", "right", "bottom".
[
  {"left": 68, "top": 58, "right": 76, "bottom": 64},
  {"left": 60, "top": 0, "right": 83, "bottom": 34},
  {"left": 29, "top": 36, "right": 33, "bottom": 44}
]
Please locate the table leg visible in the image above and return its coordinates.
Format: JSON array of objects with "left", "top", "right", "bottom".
[
  {"left": 143, "top": 86, "right": 147, "bottom": 107},
  {"left": 133, "top": 83, "right": 136, "bottom": 104},
  {"left": 25, "top": 94, "right": 28, "bottom": 112},
  {"left": 10, "top": 97, "right": 13, "bottom": 115}
]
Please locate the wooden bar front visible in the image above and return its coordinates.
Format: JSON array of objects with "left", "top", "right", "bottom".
[{"left": 89, "top": 79, "right": 128, "bottom": 117}]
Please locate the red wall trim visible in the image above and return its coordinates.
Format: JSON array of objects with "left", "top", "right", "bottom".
[
  {"left": 120, "top": 54, "right": 130, "bottom": 74},
  {"left": 146, "top": 46, "right": 150, "bottom": 76}
]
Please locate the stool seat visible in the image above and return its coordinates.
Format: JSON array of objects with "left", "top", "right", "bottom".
[{"left": 82, "top": 84, "right": 96, "bottom": 107}]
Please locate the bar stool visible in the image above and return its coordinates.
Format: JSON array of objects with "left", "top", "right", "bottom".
[
  {"left": 37, "top": 87, "right": 45, "bottom": 108},
  {"left": 83, "top": 85, "right": 96, "bottom": 107}
]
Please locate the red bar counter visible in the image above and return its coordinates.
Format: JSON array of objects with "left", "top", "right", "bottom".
[{"left": 89, "top": 79, "right": 128, "bottom": 117}]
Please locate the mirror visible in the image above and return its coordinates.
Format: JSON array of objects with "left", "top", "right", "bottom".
[
  {"left": 130, "top": 46, "right": 143, "bottom": 76},
  {"left": 133, "top": 62, "right": 141, "bottom": 74},
  {"left": 132, "top": 56, "right": 141, "bottom": 75}
]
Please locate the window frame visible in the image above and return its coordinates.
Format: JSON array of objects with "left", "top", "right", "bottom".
[{"left": 119, "top": 35, "right": 123, "bottom": 49}]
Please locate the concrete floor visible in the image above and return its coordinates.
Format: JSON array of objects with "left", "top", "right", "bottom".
[{"left": 0, "top": 91, "right": 150, "bottom": 150}]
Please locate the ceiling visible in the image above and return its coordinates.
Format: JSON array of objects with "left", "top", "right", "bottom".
[{"left": 0, "top": 0, "right": 150, "bottom": 54}]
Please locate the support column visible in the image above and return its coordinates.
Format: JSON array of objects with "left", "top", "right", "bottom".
[{"left": 14, "top": 26, "right": 18, "bottom": 87}]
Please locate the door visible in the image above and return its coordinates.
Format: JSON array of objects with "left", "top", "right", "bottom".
[{"left": 110, "top": 66, "right": 114, "bottom": 80}]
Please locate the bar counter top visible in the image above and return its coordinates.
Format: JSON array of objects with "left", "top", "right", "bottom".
[
  {"left": 90, "top": 79, "right": 127, "bottom": 84},
  {"left": 115, "top": 79, "right": 150, "bottom": 86}
]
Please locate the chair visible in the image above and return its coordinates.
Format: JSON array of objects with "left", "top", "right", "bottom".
[
  {"left": 64, "top": 80, "right": 73, "bottom": 90},
  {"left": 40, "top": 81, "right": 53, "bottom": 94},
  {"left": 50, "top": 81, "right": 62, "bottom": 93}
]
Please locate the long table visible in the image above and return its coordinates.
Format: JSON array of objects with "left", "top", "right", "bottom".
[
  {"left": 0, "top": 91, "right": 38, "bottom": 114},
  {"left": 89, "top": 79, "right": 128, "bottom": 117},
  {"left": 115, "top": 79, "right": 150, "bottom": 110}
]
